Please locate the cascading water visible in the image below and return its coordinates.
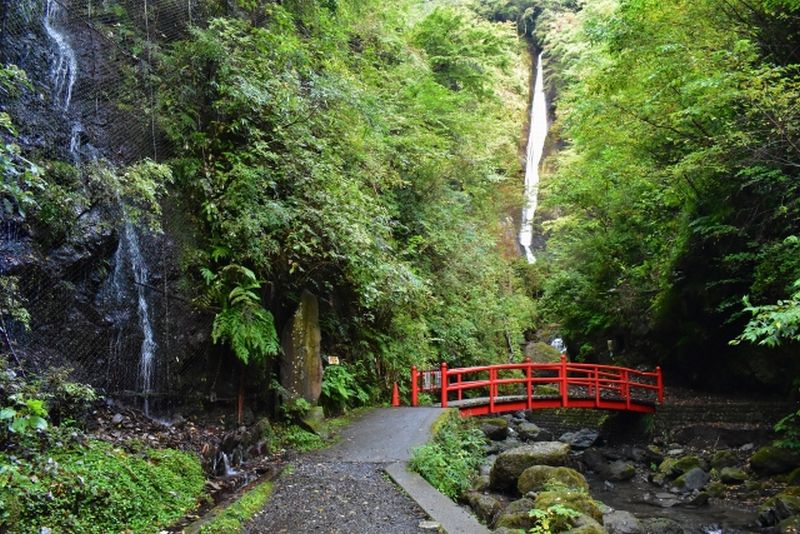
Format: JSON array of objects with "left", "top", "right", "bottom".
[
  {"left": 107, "top": 221, "right": 158, "bottom": 416},
  {"left": 519, "top": 52, "right": 549, "bottom": 264},
  {"left": 43, "top": 0, "right": 78, "bottom": 111}
]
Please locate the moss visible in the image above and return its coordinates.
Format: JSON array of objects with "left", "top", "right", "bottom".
[
  {"left": 0, "top": 440, "right": 204, "bottom": 533},
  {"left": 198, "top": 479, "right": 274, "bottom": 534},
  {"left": 518, "top": 466, "right": 588, "bottom": 495},
  {"left": 534, "top": 489, "right": 603, "bottom": 523},
  {"left": 751, "top": 446, "right": 800, "bottom": 476}
]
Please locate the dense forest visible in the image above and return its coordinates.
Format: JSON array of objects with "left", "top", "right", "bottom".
[{"left": 2, "top": 0, "right": 800, "bottom": 531}]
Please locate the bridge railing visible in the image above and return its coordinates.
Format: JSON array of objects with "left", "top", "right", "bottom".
[{"left": 410, "top": 356, "right": 663, "bottom": 412}]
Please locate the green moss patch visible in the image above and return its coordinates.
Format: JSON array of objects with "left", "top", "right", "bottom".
[
  {"left": 198, "top": 479, "right": 274, "bottom": 534},
  {"left": 0, "top": 440, "right": 205, "bottom": 533}
]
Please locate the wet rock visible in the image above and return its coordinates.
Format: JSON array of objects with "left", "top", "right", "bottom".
[
  {"left": 658, "top": 455, "right": 701, "bottom": 479},
  {"left": 472, "top": 475, "right": 490, "bottom": 492},
  {"left": 565, "top": 514, "right": 607, "bottom": 534},
  {"left": 759, "top": 489, "right": 800, "bottom": 526},
  {"left": 582, "top": 448, "right": 608, "bottom": 473},
  {"left": 603, "top": 510, "right": 642, "bottom": 534},
  {"left": 687, "top": 491, "right": 709, "bottom": 506},
  {"left": 751, "top": 446, "right": 800, "bottom": 476},
  {"left": 280, "top": 290, "right": 323, "bottom": 404},
  {"left": 464, "top": 491, "right": 503, "bottom": 523},
  {"left": 481, "top": 418, "right": 510, "bottom": 441},
  {"left": 518, "top": 465, "right": 588, "bottom": 494},
  {"left": 494, "top": 497, "right": 536, "bottom": 530},
  {"left": 672, "top": 467, "right": 709, "bottom": 492},
  {"left": 111, "top": 413, "right": 124, "bottom": 425},
  {"left": 560, "top": 429, "right": 600, "bottom": 449},
  {"left": 490, "top": 442, "right": 571, "bottom": 491},
  {"left": 480, "top": 456, "right": 497, "bottom": 477},
  {"left": 534, "top": 489, "right": 603, "bottom": 523},
  {"left": 606, "top": 460, "right": 636, "bottom": 481},
  {"left": 710, "top": 449, "right": 738, "bottom": 470},
  {"left": 789, "top": 467, "right": 800, "bottom": 486},
  {"left": 517, "top": 422, "right": 542, "bottom": 441},
  {"left": 640, "top": 517, "right": 684, "bottom": 534},
  {"left": 643, "top": 445, "right": 665, "bottom": 465},
  {"left": 719, "top": 467, "right": 747, "bottom": 485}
]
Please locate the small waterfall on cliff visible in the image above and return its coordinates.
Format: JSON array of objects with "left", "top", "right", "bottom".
[
  {"left": 519, "top": 52, "right": 549, "bottom": 263},
  {"left": 43, "top": 0, "right": 78, "bottom": 111},
  {"left": 107, "top": 221, "right": 158, "bottom": 416}
]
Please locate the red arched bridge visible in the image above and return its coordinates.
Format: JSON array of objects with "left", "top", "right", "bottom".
[{"left": 408, "top": 356, "right": 664, "bottom": 416}]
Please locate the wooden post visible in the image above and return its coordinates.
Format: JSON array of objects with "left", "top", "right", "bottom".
[
  {"left": 656, "top": 366, "right": 664, "bottom": 404},
  {"left": 411, "top": 366, "right": 418, "bottom": 407},
  {"left": 560, "top": 354, "right": 568, "bottom": 407},
  {"left": 440, "top": 362, "right": 448, "bottom": 408},
  {"left": 525, "top": 357, "right": 533, "bottom": 410}
]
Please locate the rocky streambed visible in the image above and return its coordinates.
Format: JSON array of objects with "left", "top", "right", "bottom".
[{"left": 462, "top": 411, "right": 800, "bottom": 533}]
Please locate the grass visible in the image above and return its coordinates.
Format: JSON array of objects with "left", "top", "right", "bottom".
[{"left": 197, "top": 479, "right": 274, "bottom": 534}]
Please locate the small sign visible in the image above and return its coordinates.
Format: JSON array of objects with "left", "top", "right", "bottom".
[{"left": 327, "top": 356, "right": 340, "bottom": 365}]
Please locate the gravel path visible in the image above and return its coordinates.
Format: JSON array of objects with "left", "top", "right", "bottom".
[{"left": 245, "top": 408, "right": 447, "bottom": 534}]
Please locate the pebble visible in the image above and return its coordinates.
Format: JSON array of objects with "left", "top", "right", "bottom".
[
  {"left": 111, "top": 413, "right": 124, "bottom": 425},
  {"left": 418, "top": 520, "right": 442, "bottom": 530}
]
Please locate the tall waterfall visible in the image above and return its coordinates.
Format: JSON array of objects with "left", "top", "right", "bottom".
[
  {"left": 43, "top": 0, "right": 78, "bottom": 111},
  {"left": 519, "top": 52, "right": 549, "bottom": 264}
]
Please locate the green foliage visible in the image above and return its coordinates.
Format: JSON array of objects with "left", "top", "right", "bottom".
[
  {"left": 203, "top": 265, "right": 279, "bottom": 365},
  {"left": 199, "top": 480, "right": 273, "bottom": 534},
  {"left": 0, "top": 394, "right": 48, "bottom": 437},
  {"left": 0, "top": 440, "right": 204, "bottom": 533},
  {"left": 273, "top": 424, "right": 325, "bottom": 452},
  {"left": 528, "top": 503, "right": 582, "bottom": 534},
  {"left": 409, "top": 413, "right": 486, "bottom": 499},
  {"left": 733, "top": 277, "right": 800, "bottom": 347},
  {"left": 532, "top": 0, "right": 800, "bottom": 383},
  {"left": 319, "top": 362, "right": 369, "bottom": 415}
]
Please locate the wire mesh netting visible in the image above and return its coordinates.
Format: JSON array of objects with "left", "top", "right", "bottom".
[{"left": 0, "top": 0, "right": 225, "bottom": 410}]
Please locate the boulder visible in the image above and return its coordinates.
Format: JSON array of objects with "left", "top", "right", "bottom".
[
  {"left": 524, "top": 341, "right": 562, "bottom": 363},
  {"left": 751, "top": 446, "right": 800, "bottom": 477},
  {"left": 606, "top": 460, "right": 636, "bottom": 482},
  {"left": 603, "top": 510, "right": 642, "bottom": 534},
  {"left": 517, "top": 422, "right": 543, "bottom": 441},
  {"left": 280, "top": 290, "right": 323, "bottom": 404},
  {"left": 759, "top": 490, "right": 800, "bottom": 526},
  {"left": 778, "top": 516, "right": 800, "bottom": 534},
  {"left": 672, "top": 467, "right": 710, "bottom": 492},
  {"left": 564, "top": 515, "right": 608, "bottom": 534},
  {"left": 640, "top": 517, "right": 684, "bottom": 534},
  {"left": 490, "top": 442, "right": 571, "bottom": 491},
  {"left": 534, "top": 490, "right": 604, "bottom": 523},
  {"left": 518, "top": 465, "right": 588, "bottom": 495},
  {"left": 464, "top": 491, "right": 503, "bottom": 523},
  {"left": 481, "top": 418, "right": 510, "bottom": 441},
  {"left": 658, "top": 455, "right": 701, "bottom": 479},
  {"left": 560, "top": 429, "right": 600, "bottom": 449},
  {"left": 719, "top": 467, "right": 747, "bottom": 485},
  {"left": 710, "top": 449, "right": 739, "bottom": 470},
  {"left": 472, "top": 475, "right": 491, "bottom": 492},
  {"left": 494, "top": 497, "right": 536, "bottom": 530}
]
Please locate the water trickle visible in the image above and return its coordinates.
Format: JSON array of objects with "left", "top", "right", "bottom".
[
  {"left": 43, "top": 0, "right": 78, "bottom": 111},
  {"left": 68, "top": 121, "right": 82, "bottom": 162},
  {"left": 519, "top": 52, "right": 549, "bottom": 264},
  {"left": 108, "top": 221, "right": 158, "bottom": 416}
]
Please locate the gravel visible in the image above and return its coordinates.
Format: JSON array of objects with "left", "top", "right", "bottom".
[{"left": 244, "top": 459, "right": 431, "bottom": 534}]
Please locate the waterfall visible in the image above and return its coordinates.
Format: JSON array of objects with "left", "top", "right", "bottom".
[
  {"left": 519, "top": 52, "right": 549, "bottom": 264},
  {"left": 108, "top": 221, "right": 158, "bottom": 416},
  {"left": 43, "top": 0, "right": 78, "bottom": 111}
]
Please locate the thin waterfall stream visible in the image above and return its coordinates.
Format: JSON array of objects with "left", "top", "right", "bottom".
[
  {"left": 519, "top": 52, "right": 549, "bottom": 264},
  {"left": 41, "top": 0, "right": 159, "bottom": 414}
]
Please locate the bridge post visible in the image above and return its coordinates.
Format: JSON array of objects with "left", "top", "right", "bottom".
[
  {"left": 560, "top": 354, "right": 568, "bottom": 407},
  {"left": 623, "top": 369, "right": 631, "bottom": 410},
  {"left": 594, "top": 367, "right": 600, "bottom": 407},
  {"left": 525, "top": 357, "right": 533, "bottom": 410},
  {"left": 489, "top": 367, "right": 496, "bottom": 414},
  {"left": 411, "top": 366, "right": 418, "bottom": 407},
  {"left": 440, "top": 362, "right": 448, "bottom": 408},
  {"left": 656, "top": 366, "right": 664, "bottom": 403}
]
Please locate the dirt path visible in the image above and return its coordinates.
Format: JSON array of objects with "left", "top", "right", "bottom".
[{"left": 244, "top": 408, "right": 446, "bottom": 534}]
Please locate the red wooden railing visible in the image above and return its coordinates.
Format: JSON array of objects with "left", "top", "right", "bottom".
[{"left": 410, "top": 356, "right": 663, "bottom": 416}]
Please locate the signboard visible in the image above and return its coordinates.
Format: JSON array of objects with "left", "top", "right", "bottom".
[{"left": 327, "top": 356, "right": 340, "bottom": 365}]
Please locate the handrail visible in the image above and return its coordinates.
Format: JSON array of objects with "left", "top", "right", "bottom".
[{"left": 410, "top": 356, "right": 663, "bottom": 415}]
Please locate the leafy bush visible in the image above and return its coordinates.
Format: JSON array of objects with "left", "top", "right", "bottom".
[
  {"left": 409, "top": 413, "right": 486, "bottom": 499},
  {"left": 320, "top": 363, "right": 370, "bottom": 416},
  {"left": 273, "top": 424, "right": 324, "bottom": 452}
]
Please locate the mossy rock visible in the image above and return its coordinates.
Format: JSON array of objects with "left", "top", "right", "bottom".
[
  {"left": 492, "top": 528, "right": 526, "bottom": 534},
  {"left": 534, "top": 490, "right": 604, "bottom": 524},
  {"left": 759, "top": 491, "right": 800, "bottom": 526},
  {"left": 751, "top": 446, "right": 800, "bottom": 477},
  {"left": 464, "top": 491, "right": 503, "bottom": 523},
  {"left": 564, "top": 517, "right": 608, "bottom": 534},
  {"left": 518, "top": 465, "right": 588, "bottom": 495},
  {"left": 640, "top": 517, "right": 684, "bottom": 534},
  {"left": 710, "top": 449, "right": 738, "bottom": 470},
  {"left": 490, "top": 442, "right": 571, "bottom": 491},
  {"left": 525, "top": 342, "right": 561, "bottom": 363},
  {"left": 481, "top": 418, "right": 510, "bottom": 441},
  {"left": 658, "top": 455, "right": 701, "bottom": 478},
  {"left": 778, "top": 515, "right": 800, "bottom": 534},
  {"left": 673, "top": 467, "right": 710, "bottom": 491},
  {"left": 494, "top": 497, "right": 535, "bottom": 530},
  {"left": 719, "top": 467, "right": 747, "bottom": 485},
  {"left": 788, "top": 467, "right": 800, "bottom": 486}
]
